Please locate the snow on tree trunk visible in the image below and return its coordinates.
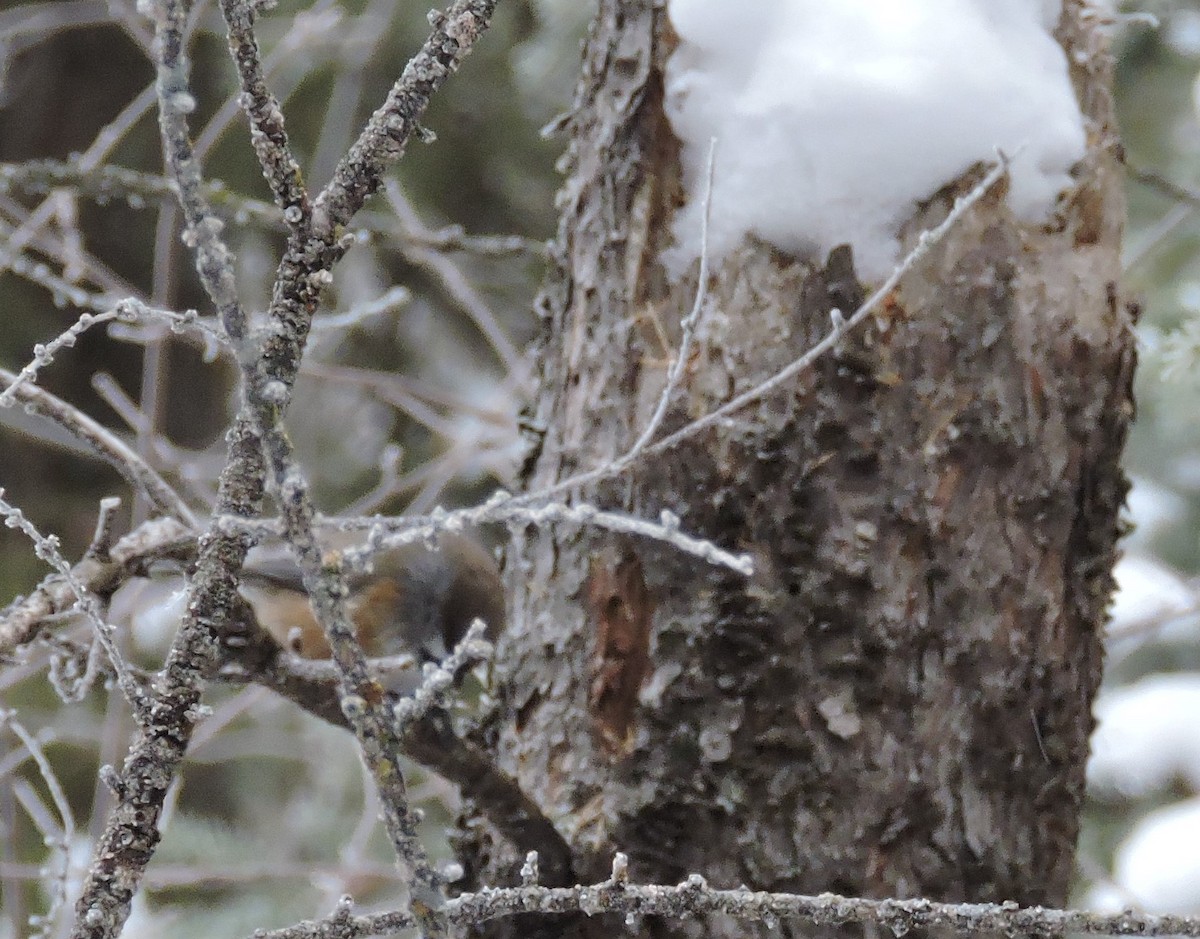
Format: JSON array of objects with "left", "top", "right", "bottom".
[{"left": 463, "top": 2, "right": 1133, "bottom": 935}]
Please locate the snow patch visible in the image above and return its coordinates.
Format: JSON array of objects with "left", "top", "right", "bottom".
[
  {"left": 1088, "top": 674, "right": 1200, "bottom": 799},
  {"left": 664, "top": 0, "right": 1087, "bottom": 281},
  {"left": 1113, "top": 798, "right": 1200, "bottom": 914}
]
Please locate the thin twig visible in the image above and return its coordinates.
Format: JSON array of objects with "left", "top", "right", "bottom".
[
  {"left": 0, "top": 494, "right": 146, "bottom": 714},
  {"left": 0, "top": 711, "right": 75, "bottom": 939},
  {"left": 1126, "top": 161, "right": 1200, "bottom": 210},
  {"left": 621, "top": 137, "right": 715, "bottom": 466},
  {"left": 0, "top": 366, "right": 196, "bottom": 527},
  {"left": 219, "top": 498, "right": 755, "bottom": 576},
  {"left": 0, "top": 300, "right": 221, "bottom": 410},
  {"left": 313, "top": 1, "right": 500, "bottom": 239},
  {"left": 310, "top": 286, "right": 412, "bottom": 334},
  {"left": 390, "top": 619, "right": 491, "bottom": 731},
  {"left": 0, "top": 160, "right": 280, "bottom": 227},
  {"left": 214, "top": 624, "right": 575, "bottom": 888}
]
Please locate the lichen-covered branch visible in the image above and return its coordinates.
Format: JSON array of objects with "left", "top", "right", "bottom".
[
  {"left": 247, "top": 871, "right": 1200, "bottom": 939},
  {"left": 218, "top": 0, "right": 309, "bottom": 226},
  {"left": 64, "top": 0, "right": 505, "bottom": 935},
  {"left": 313, "top": 0, "right": 499, "bottom": 237}
]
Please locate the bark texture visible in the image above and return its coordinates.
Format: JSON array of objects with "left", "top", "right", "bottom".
[{"left": 464, "top": 3, "right": 1133, "bottom": 936}]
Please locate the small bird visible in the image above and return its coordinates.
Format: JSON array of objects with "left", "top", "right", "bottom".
[{"left": 237, "top": 533, "right": 505, "bottom": 666}]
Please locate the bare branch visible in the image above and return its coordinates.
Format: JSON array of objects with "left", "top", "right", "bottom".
[
  {"left": 249, "top": 872, "right": 1200, "bottom": 939},
  {"left": 219, "top": 0, "right": 309, "bottom": 224},
  {"left": 0, "top": 494, "right": 146, "bottom": 713},
  {"left": 313, "top": 0, "right": 500, "bottom": 238},
  {"left": 218, "top": 499, "right": 754, "bottom": 576},
  {"left": 0, "top": 366, "right": 197, "bottom": 526}
]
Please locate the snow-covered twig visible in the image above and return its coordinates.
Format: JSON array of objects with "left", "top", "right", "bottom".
[
  {"left": 218, "top": 496, "right": 754, "bottom": 577},
  {"left": 247, "top": 864, "right": 1200, "bottom": 939},
  {"left": 0, "top": 493, "right": 144, "bottom": 714},
  {"left": 0, "top": 711, "right": 76, "bottom": 939},
  {"left": 391, "top": 619, "right": 492, "bottom": 732},
  {"left": 0, "top": 300, "right": 222, "bottom": 410}
]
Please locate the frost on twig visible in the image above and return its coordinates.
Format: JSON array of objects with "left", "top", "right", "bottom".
[
  {"left": 309, "top": 286, "right": 411, "bottom": 335},
  {"left": 1, "top": 710, "right": 76, "bottom": 939},
  {"left": 216, "top": 495, "right": 754, "bottom": 578},
  {"left": 0, "top": 299, "right": 223, "bottom": 408},
  {"left": 0, "top": 493, "right": 145, "bottom": 713},
  {"left": 239, "top": 499, "right": 755, "bottom": 577},
  {"left": 0, "top": 365, "right": 197, "bottom": 527},
  {"left": 247, "top": 873, "right": 1200, "bottom": 939},
  {"left": 391, "top": 618, "right": 492, "bottom": 731}
]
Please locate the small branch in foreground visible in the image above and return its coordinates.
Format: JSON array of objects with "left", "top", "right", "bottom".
[
  {"left": 248, "top": 869, "right": 1200, "bottom": 939},
  {"left": 0, "top": 160, "right": 281, "bottom": 228},
  {"left": 347, "top": 499, "right": 754, "bottom": 576},
  {"left": 0, "top": 515, "right": 193, "bottom": 657},
  {"left": 0, "top": 300, "right": 220, "bottom": 412},
  {"left": 0, "top": 494, "right": 146, "bottom": 714},
  {"left": 390, "top": 619, "right": 491, "bottom": 732}
]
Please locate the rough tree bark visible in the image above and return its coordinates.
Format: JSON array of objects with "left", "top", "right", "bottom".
[{"left": 464, "top": 2, "right": 1133, "bottom": 936}]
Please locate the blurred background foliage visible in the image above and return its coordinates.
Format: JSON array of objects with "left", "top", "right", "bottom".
[{"left": 3, "top": 1, "right": 1200, "bottom": 936}]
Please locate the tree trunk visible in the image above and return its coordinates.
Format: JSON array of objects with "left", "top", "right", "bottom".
[{"left": 465, "top": 2, "right": 1133, "bottom": 935}]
